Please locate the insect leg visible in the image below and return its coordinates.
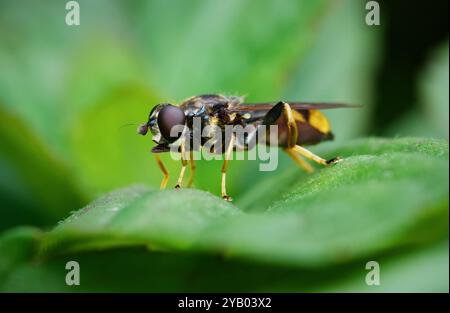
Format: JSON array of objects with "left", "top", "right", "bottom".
[
  {"left": 282, "top": 102, "right": 322, "bottom": 172},
  {"left": 175, "top": 143, "right": 188, "bottom": 188},
  {"left": 293, "top": 145, "right": 342, "bottom": 166},
  {"left": 221, "top": 134, "right": 235, "bottom": 201},
  {"left": 263, "top": 101, "right": 298, "bottom": 147},
  {"left": 187, "top": 150, "right": 196, "bottom": 187},
  {"left": 284, "top": 148, "right": 314, "bottom": 173},
  {"left": 273, "top": 101, "right": 341, "bottom": 168},
  {"left": 154, "top": 154, "right": 169, "bottom": 189},
  {"left": 281, "top": 101, "right": 299, "bottom": 148}
]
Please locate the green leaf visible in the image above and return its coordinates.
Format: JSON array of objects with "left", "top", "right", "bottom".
[
  {"left": 42, "top": 137, "right": 450, "bottom": 264},
  {"left": 0, "top": 107, "right": 85, "bottom": 229},
  {"left": 1, "top": 137, "right": 446, "bottom": 292},
  {"left": 42, "top": 186, "right": 241, "bottom": 255},
  {"left": 50, "top": 137, "right": 450, "bottom": 261},
  {"left": 0, "top": 227, "right": 42, "bottom": 285},
  {"left": 318, "top": 240, "right": 449, "bottom": 292},
  {"left": 237, "top": 137, "right": 448, "bottom": 211}
]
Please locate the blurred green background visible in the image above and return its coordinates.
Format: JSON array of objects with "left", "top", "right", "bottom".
[{"left": 0, "top": 0, "right": 448, "bottom": 292}]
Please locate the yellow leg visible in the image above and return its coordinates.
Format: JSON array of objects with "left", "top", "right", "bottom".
[
  {"left": 175, "top": 143, "right": 188, "bottom": 188},
  {"left": 187, "top": 150, "right": 196, "bottom": 187},
  {"left": 221, "top": 135, "right": 235, "bottom": 201},
  {"left": 293, "top": 145, "right": 341, "bottom": 166},
  {"left": 281, "top": 101, "right": 341, "bottom": 169},
  {"left": 282, "top": 102, "right": 317, "bottom": 173},
  {"left": 284, "top": 148, "right": 314, "bottom": 173},
  {"left": 154, "top": 154, "right": 169, "bottom": 189},
  {"left": 281, "top": 102, "right": 298, "bottom": 148}
]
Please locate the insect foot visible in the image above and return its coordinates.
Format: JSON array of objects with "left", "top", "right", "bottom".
[
  {"left": 222, "top": 195, "right": 233, "bottom": 202},
  {"left": 326, "top": 156, "right": 343, "bottom": 165},
  {"left": 174, "top": 184, "right": 181, "bottom": 189}
]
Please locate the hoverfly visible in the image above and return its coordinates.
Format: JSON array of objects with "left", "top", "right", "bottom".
[{"left": 138, "top": 94, "right": 358, "bottom": 201}]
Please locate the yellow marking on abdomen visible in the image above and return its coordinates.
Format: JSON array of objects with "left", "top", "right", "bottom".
[
  {"left": 291, "top": 110, "right": 306, "bottom": 122},
  {"left": 308, "top": 110, "right": 331, "bottom": 134}
]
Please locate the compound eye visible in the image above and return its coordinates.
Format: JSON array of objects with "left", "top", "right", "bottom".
[{"left": 157, "top": 105, "right": 186, "bottom": 142}]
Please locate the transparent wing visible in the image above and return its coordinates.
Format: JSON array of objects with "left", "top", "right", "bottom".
[{"left": 229, "top": 102, "right": 361, "bottom": 113}]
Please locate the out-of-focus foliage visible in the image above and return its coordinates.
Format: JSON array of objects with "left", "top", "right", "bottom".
[
  {"left": 420, "top": 43, "right": 449, "bottom": 139},
  {"left": 0, "top": 0, "right": 448, "bottom": 292},
  {"left": 387, "top": 42, "right": 449, "bottom": 139},
  {"left": 0, "top": 107, "right": 85, "bottom": 229}
]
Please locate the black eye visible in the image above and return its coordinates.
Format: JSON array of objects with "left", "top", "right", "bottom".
[{"left": 157, "top": 105, "right": 186, "bottom": 142}]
